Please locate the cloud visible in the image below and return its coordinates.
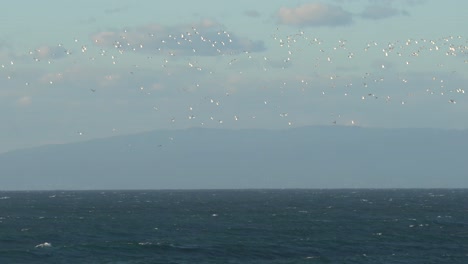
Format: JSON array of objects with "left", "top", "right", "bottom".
[
  {"left": 104, "top": 5, "right": 130, "bottom": 15},
  {"left": 79, "top": 16, "right": 97, "bottom": 24},
  {"left": 331, "top": 0, "right": 426, "bottom": 19},
  {"left": 244, "top": 10, "right": 261, "bottom": 18},
  {"left": 17, "top": 96, "right": 32, "bottom": 106},
  {"left": 360, "top": 5, "right": 406, "bottom": 19},
  {"left": 31, "top": 45, "right": 68, "bottom": 60},
  {"left": 90, "top": 19, "right": 266, "bottom": 56},
  {"left": 0, "top": 39, "right": 18, "bottom": 61},
  {"left": 0, "top": 40, "right": 70, "bottom": 63},
  {"left": 0, "top": 39, "right": 10, "bottom": 50},
  {"left": 401, "top": 0, "right": 427, "bottom": 6},
  {"left": 276, "top": 2, "right": 353, "bottom": 27},
  {"left": 334, "top": 0, "right": 426, "bottom": 5}
]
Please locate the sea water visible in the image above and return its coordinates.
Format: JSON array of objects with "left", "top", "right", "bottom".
[{"left": 0, "top": 189, "right": 467, "bottom": 263}]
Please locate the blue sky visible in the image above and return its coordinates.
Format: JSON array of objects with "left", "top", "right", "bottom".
[{"left": 1, "top": 0, "right": 467, "bottom": 153}]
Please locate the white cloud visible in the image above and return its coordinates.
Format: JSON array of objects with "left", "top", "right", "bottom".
[
  {"left": 276, "top": 3, "right": 353, "bottom": 27},
  {"left": 332, "top": 0, "right": 426, "bottom": 19},
  {"left": 17, "top": 96, "right": 32, "bottom": 106},
  {"left": 244, "top": 10, "right": 261, "bottom": 18},
  {"left": 39, "top": 72, "right": 64, "bottom": 84},
  {"left": 104, "top": 5, "right": 130, "bottom": 15},
  {"left": 360, "top": 5, "right": 405, "bottom": 20},
  {"left": 32, "top": 45, "right": 68, "bottom": 60},
  {"left": 90, "top": 19, "right": 266, "bottom": 56},
  {"left": 150, "top": 83, "right": 165, "bottom": 91}
]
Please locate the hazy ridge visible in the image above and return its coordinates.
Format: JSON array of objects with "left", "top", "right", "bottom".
[{"left": 1, "top": 126, "right": 467, "bottom": 190}]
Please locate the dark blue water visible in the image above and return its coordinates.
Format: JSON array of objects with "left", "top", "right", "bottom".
[{"left": 0, "top": 189, "right": 467, "bottom": 263}]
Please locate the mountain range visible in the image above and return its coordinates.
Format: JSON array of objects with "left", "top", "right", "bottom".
[{"left": 0, "top": 126, "right": 466, "bottom": 190}]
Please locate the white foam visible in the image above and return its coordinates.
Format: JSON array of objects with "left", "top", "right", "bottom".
[{"left": 35, "top": 242, "right": 52, "bottom": 248}]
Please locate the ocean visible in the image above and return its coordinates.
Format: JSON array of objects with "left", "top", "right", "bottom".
[{"left": 0, "top": 189, "right": 467, "bottom": 263}]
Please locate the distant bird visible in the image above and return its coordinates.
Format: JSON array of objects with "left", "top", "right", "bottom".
[{"left": 90, "top": 88, "right": 96, "bottom": 92}]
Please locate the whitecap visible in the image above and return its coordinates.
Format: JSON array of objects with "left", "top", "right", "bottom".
[{"left": 35, "top": 242, "right": 52, "bottom": 248}]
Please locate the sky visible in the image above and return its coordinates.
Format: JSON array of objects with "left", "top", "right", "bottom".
[{"left": 1, "top": 0, "right": 467, "bottom": 153}]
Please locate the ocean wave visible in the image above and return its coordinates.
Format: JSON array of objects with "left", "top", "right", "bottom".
[{"left": 35, "top": 242, "right": 52, "bottom": 248}]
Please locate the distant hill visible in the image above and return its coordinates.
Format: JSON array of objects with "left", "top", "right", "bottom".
[{"left": 0, "top": 126, "right": 467, "bottom": 190}]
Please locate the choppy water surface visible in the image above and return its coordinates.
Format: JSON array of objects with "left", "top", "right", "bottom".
[{"left": 0, "top": 189, "right": 467, "bottom": 263}]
